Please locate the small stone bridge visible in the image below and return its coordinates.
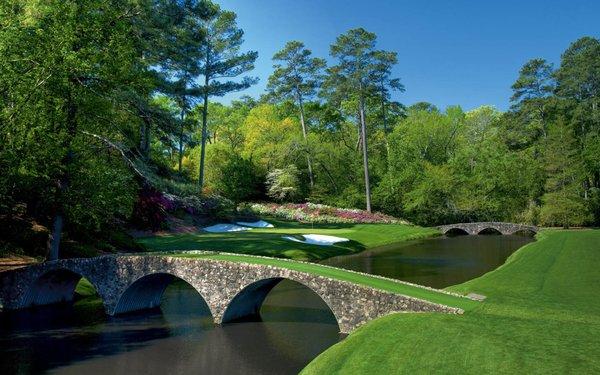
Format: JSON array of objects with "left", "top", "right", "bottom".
[
  {"left": 0, "top": 255, "right": 463, "bottom": 333},
  {"left": 437, "top": 222, "right": 538, "bottom": 236}
]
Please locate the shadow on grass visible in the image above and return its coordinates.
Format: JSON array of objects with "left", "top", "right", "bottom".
[
  {"left": 263, "top": 218, "right": 362, "bottom": 230},
  {"left": 139, "top": 231, "right": 365, "bottom": 262}
]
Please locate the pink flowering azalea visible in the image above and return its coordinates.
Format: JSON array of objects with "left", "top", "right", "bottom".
[{"left": 248, "top": 202, "right": 406, "bottom": 224}]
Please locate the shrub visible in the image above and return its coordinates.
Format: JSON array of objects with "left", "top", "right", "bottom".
[
  {"left": 213, "top": 154, "right": 263, "bottom": 203},
  {"left": 175, "top": 194, "right": 235, "bottom": 219},
  {"left": 130, "top": 188, "right": 172, "bottom": 230},
  {"left": 245, "top": 202, "right": 409, "bottom": 224},
  {"left": 266, "top": 165, "right": 301, "bottom": 201}
]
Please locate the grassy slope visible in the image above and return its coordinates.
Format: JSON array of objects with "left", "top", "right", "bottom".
[
  {"left": 301, "top": 230, "right": 600, "bottom": 374},
  {"left": 174, "top": 253, "right": 478, "bottom": 311},
  {"left": 138, "top": 219, "right": 438, "bottom": 261}
]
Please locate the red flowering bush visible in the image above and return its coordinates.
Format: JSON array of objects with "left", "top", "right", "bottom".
[{"left": 131, "top": 188, "right": 172, "bottom": 230}]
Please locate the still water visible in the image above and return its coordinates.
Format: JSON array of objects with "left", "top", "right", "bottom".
[
  {"left": 322, "top": 234, "right": 534, "bottom": 288},
  {"left": 0, "top": 234, "right": 533, "bottom": 374},
  {"left": 0, "top": 280, "right": 340, "bottom": 375}
]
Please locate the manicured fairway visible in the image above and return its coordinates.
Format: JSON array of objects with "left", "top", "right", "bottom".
[
  {"left": 174, "top": 252, "right": 479, "bottom": 311},
  {"left": 301, "top": 230, "right": 600, "bottom": 374},
  {"left": 138, "top": 219, "right": 438, "bottom": 261}
]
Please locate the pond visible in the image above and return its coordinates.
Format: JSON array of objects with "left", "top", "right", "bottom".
[
  {"left": 322, "top": 234, "right": 535, "bottom": 288},
  {"left": 0, "top": 280, "right": 341, "bottom": 375},
  {"left": 0, "top": 234, "right": 533, "bottom": 374}
]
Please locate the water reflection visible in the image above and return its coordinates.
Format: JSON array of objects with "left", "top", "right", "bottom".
[
  {"left": 322, "top": 234, "right": 534, "bottom": 288},
  {"left": 0, "top": 234, "right": 534, "bottom": 374},
  {"left": 0, "top": 280, "right": 341, "bottom": 375}
]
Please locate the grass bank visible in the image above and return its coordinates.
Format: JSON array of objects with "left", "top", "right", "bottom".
[
  {"left": 138, "top": 219, "right": 438, "bottom": 261},
  {"left": 173, "top": 252, "right": 478, "bottom": 311},
  {"left": 301, "top": 230, "right": 600, "bottom": 374}
]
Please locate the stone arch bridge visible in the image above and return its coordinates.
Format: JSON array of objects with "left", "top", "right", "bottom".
[
  {"left": 0, "top": 255, "right": 463, "bottom": 333},
  {"left": 437, "top": 222, "right": 538, "bottom": 236}
]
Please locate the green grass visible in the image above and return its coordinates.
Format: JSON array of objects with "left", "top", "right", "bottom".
[
  {"left": 301, "top": 230, "right": 600, "bottom": 374},
  {"left": 173, "top": 252, "right": 479, "bottom": 311},
  {"left": 138, "top": 218, "right": 438, "bottom": 261},
  {"left": 74, "top": 277, "right": 97, "bottom": 297}
]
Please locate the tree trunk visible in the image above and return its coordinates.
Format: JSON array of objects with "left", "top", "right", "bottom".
[
  {"left": 144, "top": 118, "right": 151, "bottom": 156},
  {"left": 381, "top": 88, "right": 391, "bottom": 160},
  {"left": 359, "top": 87, "right": 372, "bottom": 213},
  {"left": 178, "top": 111, "right": 184, "bottom": 174},
  {"left": 140, "top": 116, "right": 151, "bottom": 158},
  {"left": 297, "top": 91, "right": 314, "bottom": 188},
  {"left": 47, "top": 83, "right": 77, "bottom": 261},
  {"left": 198, "top": 45, "right": 211, "bottom": 191},
  {"left": 198, "top": 87, "right": 209, "bottom": 191},
  {"left": 140, "top": 121, "right": 147, "bottom": 155},
  {"left": 47, "top": 215, "right": 63, "bottom": 261},
  {"left": 356, "top": 111, "right": 363, "bottom": 151},
  {"left": 381, "top": 85, "right": 388, "bottom": 134}
]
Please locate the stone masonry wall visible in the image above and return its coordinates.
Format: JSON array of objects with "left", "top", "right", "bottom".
[
  {"left": 437, "top": 222, "right": 538, "bottom": 235},
  {"left": 0, "top": 255, "right": 464, "bottom": 333}
]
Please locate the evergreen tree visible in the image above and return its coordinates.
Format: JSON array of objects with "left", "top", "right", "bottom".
[
  {"left": 197, "top": 2, "right": 258, "bottom": 190},
  {"left": 539, "top": 119, "right": 590, "bottom": 227},
  {"left": 328, "top": 28, "right": 397, "bottom": 212},
  {"left": 370, "top": 50, "right": 405, "bottom": 134},
  {"left": 267, "top": 41, "right": 326, "bottom": 188}
]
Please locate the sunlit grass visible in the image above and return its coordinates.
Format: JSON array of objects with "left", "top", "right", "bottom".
[
  {"left": 301, "top": 230, "right": 600, "bottom": 374},
  {"left": 138, "top": 218, "right": 438, "bottom": 261}
]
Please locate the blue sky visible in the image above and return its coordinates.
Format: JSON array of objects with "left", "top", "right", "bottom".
[{"left": 216, "top": 0, "right": 599, "bottom": 111}]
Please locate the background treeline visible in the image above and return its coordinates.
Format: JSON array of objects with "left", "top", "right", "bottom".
[
  {"left": 1, "top": 1, "right": 598, "bottom": 259},
  {"left": 175, "top": 35, "right": 600, "bottom": 229}
]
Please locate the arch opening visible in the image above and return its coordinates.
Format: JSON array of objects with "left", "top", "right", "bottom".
[
  {"left": 222, "top": 278, "right": 339, "bottom": 328},
  {"left": 478, "top": 227, "right": 502, "bottom": 235},
  {"left": 512, "top": 229, "right": 537, "bottom": 237},
  {"left": 113, "top": 273, "right": 212, "bottom": 318},
  {"left": 21, "top": 269, "right": 94, "bottom": 308},
  {"left": 444, "top": 228, "right": 469, "bottom": 236}
]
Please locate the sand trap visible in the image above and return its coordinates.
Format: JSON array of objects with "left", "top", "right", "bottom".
[
  {"left": 236, "top": 220, "right": 274, "bottom": 228},
  {"left": 282, "top": 234, "right": 350, "bottom": 246},
  {"left": 203, "top": 224, "right": 252, "bottom": 233}
]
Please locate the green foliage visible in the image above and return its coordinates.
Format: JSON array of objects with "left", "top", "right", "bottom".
[
  {"left": 0, "top": 0, "right": 258, "bottom": 258},
  {"left": 326, "top": 28, "right": 402, "bottom": 212},
  {"left": 2, "top": 4, "right": 599, "bottom": 264},
  {"left": 539, "top": 120, "right": 591, "bottom": 227},
  {"left": 268, "top": 41, "right": 326, "bottom": 103},
  {"left": 510, "top": 58, "right": 555, "bottom": 104},
  {"left": 196, "top": 2, "right": 259, "bottom": 189},
  {"left": 212, "top": 153, "right": 262, "bottom": 203}
]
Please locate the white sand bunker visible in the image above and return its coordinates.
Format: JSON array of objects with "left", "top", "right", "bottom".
[
  {"left": 203, "top": 224, "right": 252, "bottom": 233},
  {"left": 236, "top": 220, "right": 274, "bottom": 228},
  {"left": 282, "top": 234, "right": 350, "bottom": 246}
]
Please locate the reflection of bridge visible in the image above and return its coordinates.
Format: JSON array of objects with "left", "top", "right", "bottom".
[
  {"left": 437, "top": 222, "right": 538, "bottom": 236},
  {"left": 0, "top": 255, "right": 463, "bottom": 333}
]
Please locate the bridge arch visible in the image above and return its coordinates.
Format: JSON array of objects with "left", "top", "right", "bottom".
[
  {"left": 512, "top": 228, "right": 537, "bottom": 236},
  {"left": 0, "top": 255, "right": 465, "bottom": 333},
  {"left": 438, "top": 222, "right": 538, "bottom": 236},
  {"left": 221, "top": 277, "right": 340, "bottom": 329},
  {"left": 113, "top": 272, "right": 213, "bottom": 317},
  {"left": 19, "top": 268, "right": 100, "bottom": 309},
  {"left": 444, "top": 227, "right": 470, "bottom": 236},
  {"left": 477, "top": 227, "right": 503, "bottom": 235}
]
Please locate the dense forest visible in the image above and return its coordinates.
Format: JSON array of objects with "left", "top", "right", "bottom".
[{"left": 1, "top": 0, "right": 599, "bottom": 259}]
